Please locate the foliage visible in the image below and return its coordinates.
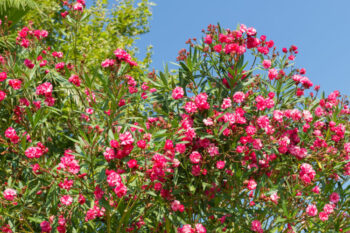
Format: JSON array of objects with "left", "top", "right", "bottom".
[
  {"left": 0, "top": 2, "right": 349, "bottom": 233},
  {"left": 1, "top": 0, "right": 153, "bottom": 71}
]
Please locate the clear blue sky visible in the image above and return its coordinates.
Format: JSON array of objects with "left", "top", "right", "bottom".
[{"left": 89, "top": 0, "right": 350, "bottom": 95}]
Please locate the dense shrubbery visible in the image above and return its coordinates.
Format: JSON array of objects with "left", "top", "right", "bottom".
[{"left": 0, "top": 1, "right": 349, "bottom": 232}]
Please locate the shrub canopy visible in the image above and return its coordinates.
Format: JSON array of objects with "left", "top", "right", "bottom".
[{"left": 0, "top": 1, "right": 349, "bottom": 233}]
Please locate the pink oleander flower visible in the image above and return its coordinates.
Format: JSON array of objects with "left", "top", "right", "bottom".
[
  {"left": 329, "top": 192, "right": 340, "bottom": 203},
  {"left": 5, "top": 127, "right": 16, "bottom": 138},
  {"left": 24, "top": 59, "right": 34, "bottom": 69},
  {"left": 40, "top": 221, "right": 52, "bottom": 233},
  {"left": 195, "top": 223, "right": 206, "bottom": 233},
  {"left": 262, "top": 60, "right": 271, "bottom": 69},
  {"left": 25, "top": 146, "right": 43, "bottom": 158},
  {"left": 270, "top": 192, "right": 280, "bottom": 204},
  {"left": 184, "top": 101, "right": 197, "bottom": 113},
  {"left": 178, "top": 224, "right": 195, "bottom": 233},
  {"left": 36, "top": 82, "right": 53, "bottom": 96},
  {"left": 85, "top": 108, "right": 94, "bottom": 114},
  {"left": 189, "top": 151, "right": 202, "bottom": 164},
  {"left": 103, "top": 147, "right": 115, "bottom": 161},
  {"left": 306, "top": 204, "right": 318, "bottom": 217},
  {"left": 114, "top": 183, "right": 127, "bottom": 198},
  {"left": 246, "top": 27, "right": 257, "bottom": 36},
  {"left": 60, "top": 195, "right": 73, "bottom": 206},
  {"left": 3, "top": 188, "right": 17, "bottom": 201},
  {"left": 137, "top": 140, "right": 147, "bottom": 149},
  {"left": 0, "top": 72, "right": 7, "bottom": 81},
  {"left": 312, "top": 186, "right": 320, "bottom": 194},
  {"left": 344, "top": 142, "right": 350, "bottom": 153},
  {"left": 195, "top": 93, "right": 210, "bottom": 110},
  {"left": 0, "top": 91, "right": 6, "bottom": 101},
  {"left": 40, "top": 60, "right": 47, "bottom": 67},
  {"left": 221, "top": 98, "right": 232, "bottom": 109},
  {"left": 213, "top": 44, "right": 222, "bottom": 53},
  {"left": 171, "top": 200, "right": 184, "bottom": 212},
  {"left": 107, "top": 171, "right": 122, "bottom": 187},
  {"left": 8, "top": 79, "right": 22, "bottom": 90},
  {"left": 119, "top": 131, "right": 134, "bottom": 145},
  {"left": 114, "top": 48, "right": 137, "bottom": 66},
  {"left": 172, "top": 87, "right": 184, "bottom": 100},
  {"left": 204, "top": 34, "right": 212, "bottom": 44},
  {"left": 207, "top": 144, "right": 219, "bottom": 156},
  {"left": 247, "top": 179, "right": 257, "bottom": 190},
  {"left": 5, "top": 127, "right": 19, "bottom": 144},
  {"left": 246, "top": 125, "right": 256, "bottom": 136},
  {"left": 216, "top": 161, "right": 225, "bottom": 169},
  {"left": 175, "top": 143, "right": 186, "bottom": 154},
  {"left": 251, "top": 220, "right": 263, "bottom": 232},
  {"left": 299, "top": 163, "right": 316, "bottom": 184},
  {"left": 58, "top": 150, "right": 80, "bottom": 174},
  {"left": 73, "top": 2, "right": 84, "bottom": 11},
  {"left": 78, "top": 193, "right": 86, "bottom": 204},
  {"left": 268, "top": 68, "right": 278, "bottom": 80},
  {"left": 323, "top": 203, "right": 334, "bottom": 214},
  {"left": 319, "top": 212, "right": 329, "bottom": 221},
  {"left": 127, "top": 159, "right": 138, "bottom": 168},
  {"left": 203, "top": 117, "right": 213, "bottom": 126},
  {"left": 172, "top": 158, "right": 181, "bottom": 167},
  {"left": 69, "top": 74, "right": 81, "bottom": 87},
  {"left": 273, "top": 110, "right": 284, "bottom": 123},
  {"left": 55, "top": 62, "right": 65, "bottom": 71},
  {"left": 233, "top": 91, "right": 245, "bottom": 103},
  {"left": 101, "top": 58, "right": 115, "bottom": 67}
]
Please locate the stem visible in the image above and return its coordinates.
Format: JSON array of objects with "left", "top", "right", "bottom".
[
  {"left": 73, "top": 17, "right": 78, "bottom": 68},
  {"left": 106, "top": 209, "right": 111, "bottom": 233},
  {"left": 116, "top": 195, "right": 140, "bottom": 233}
]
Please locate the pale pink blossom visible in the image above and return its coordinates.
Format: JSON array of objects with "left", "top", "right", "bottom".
[
  {"left": 60, "top": 195, "right": 73, "bottom": 206},
  {"left": 323, "top": 204, "right": 334, "bottom": 214},
  {"left": 172, "top": 87, "right": 184, "bottom": 100},
  {"left": 247, "top": 179, "right": 257, "bottom": 190},
  {"left": 319, "top": 212, "right": 329, "bottom": 221},
  {"left": 216, "top": 161, "right": 225, "bottom": 169},
  {"left": 329, "top": 192, "right": 340, "bottom": 203},
  {"left": 119, "top": 131, "right": 134, "bottom": 145},
  {"left": 268, "top": 68, "right": 278, "bottom": 80},
  {"left": 251, "top": 220, "right": 262, "bottom": 232},
  {"left": 306, "top": 204, "right": 318, "bottom": 217},
  {"left": 233, "top": 91, "right": 245, "bottom": 103},
  {"left": 3, "top": 188, "right": 16, "bottom": 201},
  {"left": 262, "top": 60, "right": 271, "bottom": 69},
  {"left": 189, "top": 151, "right": 201, "bottom": 164}
]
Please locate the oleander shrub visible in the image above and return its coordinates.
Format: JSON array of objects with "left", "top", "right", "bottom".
[{"left": 0, "top": 1, "right": 349, "bottom": 233}]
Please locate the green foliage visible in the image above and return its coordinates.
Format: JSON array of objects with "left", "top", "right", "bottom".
[
  {"left": 0, "top": 0, "right": 38, "bottom": 24},
  {"left": 1, "top": 0, "right": 154, "bottom": 72}
]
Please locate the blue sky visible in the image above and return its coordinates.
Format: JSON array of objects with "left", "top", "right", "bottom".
[{"left": 89, "top": 0, "right": 350, "bottom": 95}]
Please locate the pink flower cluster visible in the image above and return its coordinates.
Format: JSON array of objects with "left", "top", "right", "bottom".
[
  {"left": 113, "top": 48, "right": 138, "bottom": 66},
  {"left": 36, "top": 82, "right": 55, "bottom": 106},
  {"left": 17, "top": 26, "right": 48, "bottom": 48},
  {"left": 178, "top": 223, "right": 206, "bottom": 233},
  {"left": 171, "top": 200, "right": 185, "bottom": 212},
  {"left": 106, "top": 170, "right": 127, "bottom": 197},
  {"left": 299, "top": 163, "right": 316, "bottom": 184},
  {"left": 3, "top": 188, "right": 17, "bottom": 201},
  {"left": 58, "top": 149, "right": 80, "bottom": 174},
  {"left": 172, "top": 86, "right": 184, "bottom": 100},
  {"left": 4, "top": 127, "right": 19, "bottom": 144},
  {"left": 85, "top": 205, "right": 105, "bottom": 222},
  {"left": 68, "top": 74, "right": 82, "bottom": 87},
  {"left": 25, "top": 142, "right": 48, "bottom": 159},
  {"left": 251, "top": 220, "right": 263, "bottom": 233}
]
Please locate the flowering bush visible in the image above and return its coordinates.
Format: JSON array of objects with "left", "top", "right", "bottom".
[{"left": 0, "top": 2, "right": 349, "bottom": 233}]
